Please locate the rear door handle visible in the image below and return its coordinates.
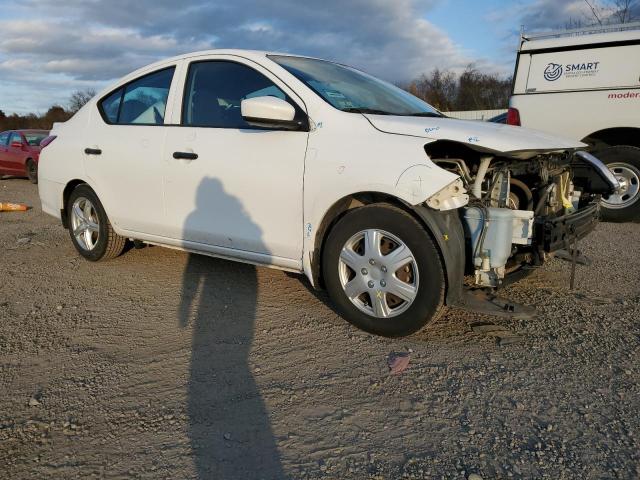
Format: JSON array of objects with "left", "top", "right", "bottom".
[
  {"left": 173, "top": 151, "right": 198, "bottom": 160},
  {"left": 84, "top": 148, "right": 102, "bottom": 155}
]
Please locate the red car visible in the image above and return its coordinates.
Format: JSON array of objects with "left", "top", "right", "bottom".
[{"left": 0, "top": 129, "right": 50, "bottom": 184}]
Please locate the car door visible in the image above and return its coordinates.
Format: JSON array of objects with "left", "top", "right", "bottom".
[
  {"left": 6, "top": 132, "right": 26, "bottom": 174},
  {"left": 84, "top": 65, "right": 179, "bottom": 234},
  {"left": 0, "top": 131, "right": 10, "bottom": 172},
  {"left": 163, "top": 57, "right": 309, "bottom": 266}
]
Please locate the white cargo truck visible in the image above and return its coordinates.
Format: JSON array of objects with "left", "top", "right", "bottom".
[{"left": 509, "top": 23, "right": 640, "bottom": 221}]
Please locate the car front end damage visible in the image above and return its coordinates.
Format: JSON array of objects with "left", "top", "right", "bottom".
[{"left": 419, "top": 144, "right": 619, "bottom": 304}]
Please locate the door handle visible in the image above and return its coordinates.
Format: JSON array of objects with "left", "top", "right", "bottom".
[
  {"left": 173, "top": 151, "right": 198, "bottom": 160},
  {"left": 84, "top": 148, "right": 102, "bottom": 155}
]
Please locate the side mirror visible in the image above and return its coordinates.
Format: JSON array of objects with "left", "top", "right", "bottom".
[
  {"left": 10, "top": 141, "right": 24, "bottom": 149},
  {"left": 241, "top": 96, "right": 301, "bottom": 130}
]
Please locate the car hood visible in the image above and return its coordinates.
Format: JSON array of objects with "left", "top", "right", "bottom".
[{"left": 364, "top": 115, "right": 586, "bottom": 159}]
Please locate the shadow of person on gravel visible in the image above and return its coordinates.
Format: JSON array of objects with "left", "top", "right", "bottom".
[{"left": 178, "top": 177, "right": 283, "bottom": 479}]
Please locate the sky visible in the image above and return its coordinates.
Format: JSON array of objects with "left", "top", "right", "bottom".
[{"left": 0, "top": 0, "right": 635, "bottom": 114}]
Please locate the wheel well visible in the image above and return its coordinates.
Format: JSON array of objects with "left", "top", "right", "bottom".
[
  {"left": 311, "top": 192, "right": 441, "bottom": 290},
  {"left": 61, "top": 179, "right": 87, "bottom": 229},
  {"left": 582, "top": 128, "right": 640, "bottom": 150}
]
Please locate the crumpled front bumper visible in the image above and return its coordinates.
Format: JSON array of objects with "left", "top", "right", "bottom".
[{"left": 536, "top": 201, "right": 600, "bottom": 253}]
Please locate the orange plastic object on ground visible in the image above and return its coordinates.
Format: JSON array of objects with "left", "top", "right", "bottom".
[{"left": 0, "top": 202, "right": 29, "bottom": 212}]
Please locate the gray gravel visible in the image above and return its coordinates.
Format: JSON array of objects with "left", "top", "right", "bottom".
[{"left": 1, "top": 177, "right": 638, "bottom": 479}]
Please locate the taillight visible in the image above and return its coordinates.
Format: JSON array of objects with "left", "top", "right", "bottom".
[
  {"left": 40, "top": 135, "right": 57, "bottom": 149},
  {"left": 506, "top": 108, "right": 521, "bottom": 126}
]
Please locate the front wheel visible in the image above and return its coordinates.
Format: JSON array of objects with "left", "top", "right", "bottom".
[
  {"left": 598, "top": 146, "right": 640, "bottom": 222},
  {"left": 322, "top": 204, "right": 446, "bottom": 337},
  {"left": 67, "top": 184, "right": 126, "bottom": 261}
]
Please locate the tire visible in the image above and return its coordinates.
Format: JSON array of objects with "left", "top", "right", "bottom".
[
  {"left": 597, "top": 145, "right": 640, "bottom": 222},
  {"left": 67, "top": 184, "right": 126, "bottom": 261},
  {"left": 322, "top": 204, "right": 446, "bottom": 337},
  {"left": 26, "top": 159, "right": 38, "bottom": 184}
]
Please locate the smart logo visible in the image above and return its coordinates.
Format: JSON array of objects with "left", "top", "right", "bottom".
[{"left": 544, "top": 63, "right": 563, "bottom": 82}]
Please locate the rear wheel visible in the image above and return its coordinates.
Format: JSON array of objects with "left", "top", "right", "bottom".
[
  {"left": 26, "top": 159, "right": 38, "bottom": 184},
  {"left": 598, "top": 146, "right": 640, "bottom": 222},
  {"left": 67, "top": 184, "right": 126, "bottom": 261},
  {"left": 322, "top": 204, "right": 445, "bottom": 337}
]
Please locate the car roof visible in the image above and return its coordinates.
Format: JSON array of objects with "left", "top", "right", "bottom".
[
  {"left": 128, "top": 49, "right": 324, "bottom": 78},
  {"left": 521, "top": 22, "right": 640, "bottom": 51}
]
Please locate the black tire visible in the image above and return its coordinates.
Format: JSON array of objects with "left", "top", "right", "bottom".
[
  {"left": 322, "top": 204, "right": 446, "bottom": 337},
  {"left": 26, "top": 159, "right": 38, "bottom": 184},
  {"left": 67, "top": 184, "right": 126, "bottom": 261},
  {"left": 597, "top": 145, "right": 640, "bottom": 222}
]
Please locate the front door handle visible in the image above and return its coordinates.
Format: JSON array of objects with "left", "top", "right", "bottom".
[
  {"left": 173, "top": 151, "right": 198, "bottom": 160},
  {"left": 84, "top": 148, "right": 102, "bottom": 155}
]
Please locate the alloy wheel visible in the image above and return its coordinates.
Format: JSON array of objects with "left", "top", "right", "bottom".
[{"left": 70, "top": 197, "right": 100, "bottom": 251}]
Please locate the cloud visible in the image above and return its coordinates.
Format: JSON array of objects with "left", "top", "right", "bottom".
[
  {"left": 518, "top": 0, "right": 595, "bottom": 30},
  {"left": 498, "top": 0, "right": 640, "bottom": 33},
  {"left": 0, "top": 0, "right": 489, "bottom": 114}
]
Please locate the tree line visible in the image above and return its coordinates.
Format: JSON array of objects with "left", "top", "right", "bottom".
[
  {"left": 0, "top": 89, "right": 96, "bottom": 132},
  {"left": 403, "top": 65, "right": 512, "bottom": 112}
]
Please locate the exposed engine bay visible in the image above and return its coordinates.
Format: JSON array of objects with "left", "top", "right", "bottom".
[{"left": 430, "top": 146, "right": 618, "bottom": 289}]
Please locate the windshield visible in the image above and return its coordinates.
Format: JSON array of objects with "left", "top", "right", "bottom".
[
  {"left": 270, "top": 55, "right": 442, "bottom": 117},
  {"left": 23, "top": 132, "right": 48, "bottom": 146}
]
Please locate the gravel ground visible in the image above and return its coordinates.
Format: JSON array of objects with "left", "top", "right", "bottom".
[{"left": 1, "top": 177, "right": 638, "bottom": 479}]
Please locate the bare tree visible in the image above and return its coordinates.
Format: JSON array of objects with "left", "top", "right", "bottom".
[
  {"left": 68, "top": 89, "right": 97, "bottom": 113},
  {"left": 408, "top": 69, "right": 458, "bottom": 111},
  {"left": 612, "top": 0, "right": 637, "bottom": 22},
  {"left": 404, "top": 66, "right": 512, "bottom": 111},
  {"left": 583, "top": 0, "right": 638, "bottom": 24}
]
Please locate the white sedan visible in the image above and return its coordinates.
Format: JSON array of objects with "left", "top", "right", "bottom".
[{"left": 38, "top": 50, "right": 617, "bottom": 337}]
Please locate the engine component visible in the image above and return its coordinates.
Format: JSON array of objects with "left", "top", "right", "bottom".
[
  {"left": 472, "top": 156, "right": 493, "bottom": 199},
  {"left": 425, "top": 178, "right": 469, "bottom": 211},
  {"left": 464, "top": 206, "right": 534, "bottom": 287},
  {"left": 489, "top": 169, "right": 510, "bottom": 207},
  {"left": 508, "top": 178, "right": 534, "bottom": 210}
]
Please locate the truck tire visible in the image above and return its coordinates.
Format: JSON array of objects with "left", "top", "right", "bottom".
[
  {"left": 597, "top": 146, "right": 640, "bottom": 222},
  {"left": 67, "top": 184, "right": 126, "bottom": 261},
  {"left": 322, "top": 204, "right": 446, "bottom": 337}
]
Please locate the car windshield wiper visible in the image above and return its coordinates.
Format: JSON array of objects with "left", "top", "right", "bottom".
[
  {"left": 403, "top": 112, "right": 445, "bottom": 118},
  {"left": 341, "top": 107, "right": 394, "bottom": 115}
]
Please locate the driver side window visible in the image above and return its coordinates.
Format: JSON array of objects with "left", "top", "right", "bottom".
[{"left": 182, "top": 61, "right": 288, "bottom": 128}]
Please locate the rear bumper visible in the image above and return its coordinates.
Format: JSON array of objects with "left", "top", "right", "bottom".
[
  {"left": 536, "top": 202, "right": 599, "bottom": 253},
  {"left": 38, "top": 178, "right": 64, "bottom": 220}
]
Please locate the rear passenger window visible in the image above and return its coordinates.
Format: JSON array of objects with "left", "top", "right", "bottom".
[
  {"left": 0, "top": 132, "right": 9, "bottom": 145},
  {"left": 101, "top": 89, "right": 122, "bottom": 123},
  {"left": 99, "top": 67, "right": 175, "bottom": 125},
  {"left": 9, "top": 132, "right": 23, "bottom": 145}
]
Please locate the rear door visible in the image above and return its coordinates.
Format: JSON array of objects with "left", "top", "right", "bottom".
[
  {"left": 0, "top": 131, "right": 10, "bottom": 172},
  {"left": 84, "top": 65, "right": 179, "bottom": 234},
  {"left": 6, "top": 132, "right": 26, "bottom": 174}
]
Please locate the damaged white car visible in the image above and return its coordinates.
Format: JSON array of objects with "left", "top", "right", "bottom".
[{"left": 38, "top": 51, "right": 619, "bottom": 337}]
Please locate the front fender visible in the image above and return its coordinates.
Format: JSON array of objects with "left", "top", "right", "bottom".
[{"left": 395, "top": 164, "right": 459, "bottom": 205}]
